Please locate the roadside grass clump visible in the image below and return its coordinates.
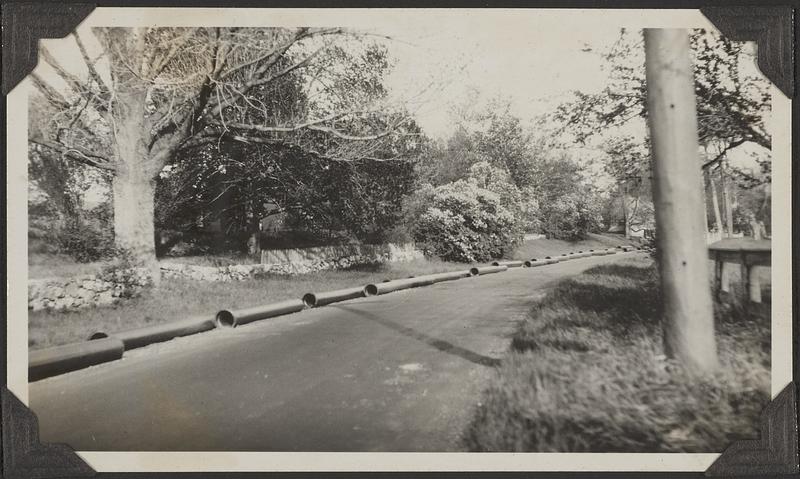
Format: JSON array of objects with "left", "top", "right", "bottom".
[{"left": 464, "top": 258, "right": 770, "bottom": 452}]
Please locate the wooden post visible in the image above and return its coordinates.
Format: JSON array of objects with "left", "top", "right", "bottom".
[
  {"left": 720, "top": 261, "right": 731, "bottom": 293},
  {"left": 748, "top": 265, "right": 762, "bottom": 303},
  {"left": 644, "top": 29, "right": 718, "bottom": 374}
]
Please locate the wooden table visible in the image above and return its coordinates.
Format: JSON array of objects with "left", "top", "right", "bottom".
[{"left": 708, "top": 239, "right": 771, "bottom": 303}]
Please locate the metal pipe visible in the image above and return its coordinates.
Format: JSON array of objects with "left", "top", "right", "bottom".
[
  {"left": 29, "top": 337, "right": 125, "bottom": 382},
  {"left": 216, "top": 299, "right": 306, "bottom": 328},
  {"left": 469, "top": 265, "right": 508, "bottom": 276},
  {"left": 524, "top": 258, "right": 541, "bottom": 267},
  {"left": 414, "top": 270, "right": 472, "bottom": 284},
  {"left": 302, "top": 287, "right": 365, "bottom": 308},
  {"left": 491, "top": 260, "right": 525, "bottom": 268},
  {"left": 88, "top": 316, "right": 216, "bottom": 350},
  {"left": 363, "top": 277, "right": 426, "bottom": 296}
]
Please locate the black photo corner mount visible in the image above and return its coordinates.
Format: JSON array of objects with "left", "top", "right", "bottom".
[
  {"left": 700, "top": 6, "right": 795, "bottom": 99},
  {"left": 2, "top": 387, "right": 96, "bottom": 479},
  {"left": 1, "top": 1, "right": 97, "bottom": 95},
  {"left": 706, "top": 382, "right": 799, "bottom": 476}
]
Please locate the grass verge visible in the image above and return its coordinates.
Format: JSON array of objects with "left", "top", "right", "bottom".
[
  {"left": 28, "top": 257, "right": 467, "bottom": 350},
  {"left": 511, "top": 233, "right": 638, "bottom": 260},
  {"left": 463, "top": 257, "right": 770, "bottom": 452}
]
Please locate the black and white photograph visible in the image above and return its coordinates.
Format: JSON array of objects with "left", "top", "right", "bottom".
[{"left": 4, "top": 6, "right": 794, "bottom": 474}]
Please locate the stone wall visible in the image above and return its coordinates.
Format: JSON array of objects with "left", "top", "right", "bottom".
[
  {"left": 260, "top": 242, "right": 424, "bottom": 274},
  {"left": 160, "top": 242, "right": 425, "bottom": 282},
  {"left": 159, "top": 262, "right": 271, "bottom": 282},
  {"left": 28, "top": 268, "right": 152, "bottom": 312},
  {"left": 29, "top": 243, "right": 425, "bottom": 310}
]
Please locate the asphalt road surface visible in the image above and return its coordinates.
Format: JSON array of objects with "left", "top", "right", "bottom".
[{"left": 29, "top": 253, "right": 643, "bottom": 451}]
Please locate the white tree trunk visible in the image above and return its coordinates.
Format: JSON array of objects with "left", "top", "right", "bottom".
[
  {"left": 621, "top": 183, "right": 630, "bottom": 238},
  {"left": 721, "top": 161, "right": 734, "bottom": 237},
  {"left": 644, "top": 28, "right": 718, "bottom": 375},
  {"left": 709, "top": 174, "right": 724, "bottom": 236},
  {"left": 113, "top": 171, "right": 159, "bottom": 279},
  {"left": 111, "top": 84, "right": 162, "bottom": 283}
]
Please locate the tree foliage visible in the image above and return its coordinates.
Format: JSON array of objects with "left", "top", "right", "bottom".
[
  {"left": 554, "top": 29, "right": 770, "bottom": 180},
  {"left": 29, "top": 27, "right": 415, "bottom": 267}
]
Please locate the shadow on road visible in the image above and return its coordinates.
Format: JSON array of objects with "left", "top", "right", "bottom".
[{"left": 334, "top": 304, "right": 501, "bottom": 368}]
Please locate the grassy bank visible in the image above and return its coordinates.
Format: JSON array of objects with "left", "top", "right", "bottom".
[
  {"left": 28, "top": 258, "right": 467, "bottom": 350},
  {"left": 511, "top": 233, "right": 638, "bottom": 260},
  {"left": 464, "top": 257, "right": 770, "bottom": 452}
]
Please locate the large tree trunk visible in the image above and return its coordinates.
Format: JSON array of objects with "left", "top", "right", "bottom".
[
  {"left": 644, "top": 28, "right": 718, "bottom": 375},
  {"left": 247, "top": 201, "right": 262, "bottom": 257},
  {"left": 113, "top": 169, "right": 159, "bottom": 279},
  {"left": 112, "top": 81, "right": 162, "bottom": 284}
]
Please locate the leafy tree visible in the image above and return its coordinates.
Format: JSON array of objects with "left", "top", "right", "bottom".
[
  {"left": 416, "top": 101, "right": 540, "bottom": 190},
  {"left": 29, "top": 27, "right": 411, "bottom": 277},
  {"left": 554, "top": 29, "right": 770, "bottom": 178},
  {"left": 600, "top": 135, "right": 654, "bottom": 236}
]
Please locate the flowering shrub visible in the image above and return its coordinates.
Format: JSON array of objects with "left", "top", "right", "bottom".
[
  {"left": 412, "top": 178, "right": 523, "bottom": 262},
  {"left": 468, "top": 161, "right": 541, "bottom": 233}
]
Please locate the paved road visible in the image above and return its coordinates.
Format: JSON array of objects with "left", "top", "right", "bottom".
[{"left": 29, "top": 253, "right": 642, "bottom": 451}]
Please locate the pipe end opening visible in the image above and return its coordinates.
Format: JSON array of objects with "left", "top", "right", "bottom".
[
  {"left": 469, "top": 267, "right": 480, "bottom": 276},
  {"left": 364, "top": 284, "right": 378, "bottom": 296},
  {"left": 302, "top": 293, "right": 317, "bottom": 308},
  {"left": 216, "top": 310, "right": 236, "bottom": 328}
]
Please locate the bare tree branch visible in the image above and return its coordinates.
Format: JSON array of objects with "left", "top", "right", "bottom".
[
  {"left": 209, "top": 113, "right": 408, "bottom": 142},
  {"left": 30, "top": 72, "right": 71, "bottom": 110},
  {"left": 29, "top": 136, "right": 116, "bottom": 171},
  {"left": 72, "top": 32, "right": 109, "bottom": 92},
  {"left": 39, "top": 45, "right": 86, "bottom": 95}
]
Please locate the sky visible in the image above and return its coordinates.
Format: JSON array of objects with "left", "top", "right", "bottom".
[{"left": 376, "top": 21, "right": 624, "bottom": 139}]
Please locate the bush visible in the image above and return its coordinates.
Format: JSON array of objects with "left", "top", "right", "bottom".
[
  {"left": 412, "top": 178, "right": 523, "bottom": 262},
  {"left": 468, "top": 161, "right": 541, "bottom": 232},
  {"left": 55, "top": 223, "right": 116, "bottom": 263},
  {"left": 464, "top": 260, "right": 770, "bottom": 452},
  {"left": 539, "top": 190, "right": 602, "bottom": 240}
]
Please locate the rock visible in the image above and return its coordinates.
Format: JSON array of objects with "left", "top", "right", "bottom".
[
  {"left": 77, "top": 287, "right": 94, "bottom": 300},
  {"left": 52, "top": 297, "right": 72, "bottom": 311},
  {"left": 96, "top": 291, "right": 116, "bottom": 306},
  {"left": 30, "top": 299, "right": 45, "bottom": 311}
]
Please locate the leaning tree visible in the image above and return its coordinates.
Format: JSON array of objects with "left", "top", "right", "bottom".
[{"left": 29, "top": 27, "right": 409, "bottom": 278}]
